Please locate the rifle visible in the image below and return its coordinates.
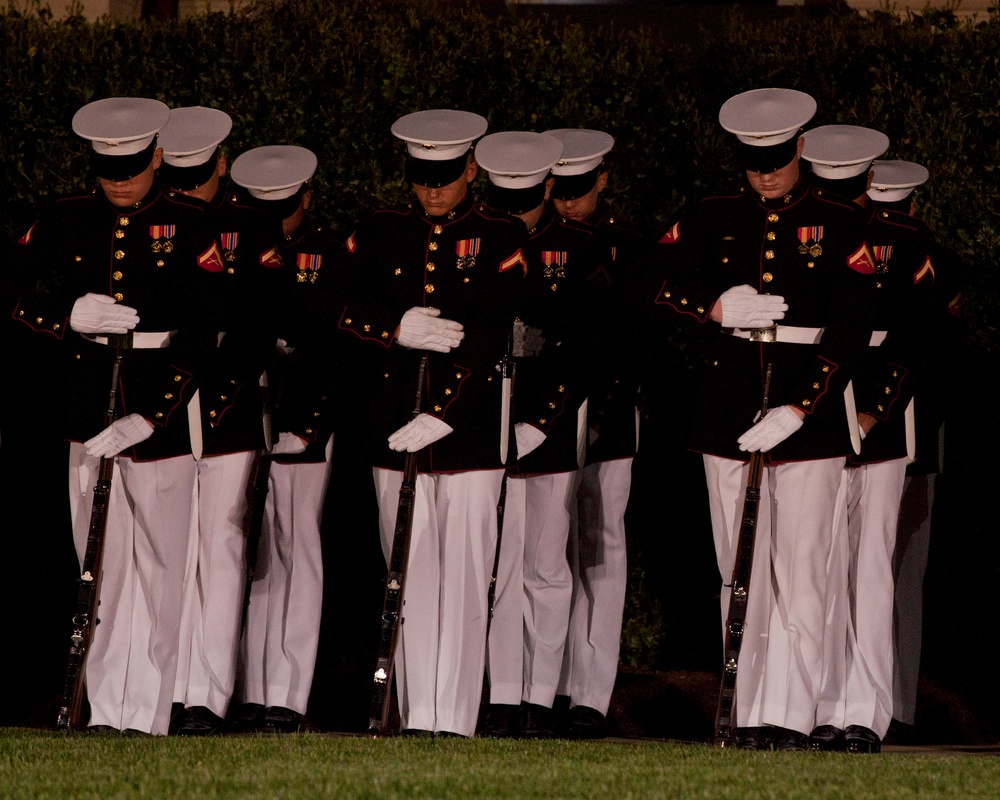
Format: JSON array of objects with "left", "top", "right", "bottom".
[
  {"left": 367, "top": 354, "right": 427, "bottom": 736},
  {"left": 714, "top": 362, "right": 773, "bottom": 747},
  {"left": 487, "top": 332, "right": 516, "bottom": 633},
  {"left": 56, "top": 338, "right": 126, "bottom": 731}
]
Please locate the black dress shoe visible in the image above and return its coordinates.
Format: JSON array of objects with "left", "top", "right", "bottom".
[
  {"left": 87, "top": 724, "right": 119, "bottom": 735},
  {"left": 521, "top": 703, "right": 557, "bottom": 739},
  {"left": 262, "top": 706, "right": 302, "bottom": 734},
  {"left": 735, "top": 726, "right": 773, "bottom": 751},
  {"left": 227, "top": 702, "right": 266, "bottom": 733},
  {"left": 772, "top": 727, "right": 810, "bottom": 751},
  {"left": 478, "top": 704, "right": 521, "bottom": 739},
  {"left": 809, "top": 724, "right": 846, "bottom": 751},
  {"left": 176, "top": 705, "right": 224, "bottom": 736},
  {"left": 400, "top": 728, "right": 433, "bottom": 738},
  {"left": 844, "top": 724, "right": 881, "bottom": 753},
  {"left": 435, "top": 731, "right": 467, "bottom": 738},
  {"left": 566, "top": 705, "right": 606, "bottom": 740}
]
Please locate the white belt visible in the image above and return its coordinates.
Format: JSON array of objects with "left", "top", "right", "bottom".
[
  {"left": 869, "top": 330, "right": 888, "bottom": 347},
  {"left": 84, "top": 330, "right": 175, "bottom": 349},
  {"left": 727, "top": 325, "right": 824, "bottom": 344}
]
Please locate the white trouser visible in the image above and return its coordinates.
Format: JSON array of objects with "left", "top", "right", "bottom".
[
  {"left": 238, "top": 458, "right": 330, "bottom": 714},
  {"left": 559, "top": 457, "right": 632, "bottom": 716},
  {"left": 486, "top": 475, "right": 526, "bottom": 706},
  {"left": 892, "top": 473, "right": 935, "bottom": 725},
  {"left": 844, "top": 459, "right": 906, "bottom": 737},
  {"left": 174, "top": 450, "right": 255, "bottom": 718},
  {"left": 68, "top": 444, "right": 196, "bottom": 735},
  {"left": 520, "top": 470, "right": 580, "bottom": 708},
  {"left": 373, "top": 467, "right": 504, "bottom": 737},
  {"left": 705, "top": 455, "right": 844, "bottom": 735}
]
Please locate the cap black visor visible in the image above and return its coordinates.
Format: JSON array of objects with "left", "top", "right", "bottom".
[
  {"left": 406, "top": 152, "right": 470, "bottom": 188},
  {"left": 486, "top": 181, "right": 546, "bottom": 216},
  {"left": 550, "top": 166, "right": 600, "bottom": 201},
  {"left": 159, "top": 149, "right": 220, "bottom": 192},
  {"left": 91, "top": 139, "right": 157, "bottom": 181},
  {"left": 739, "top": 137, "right": 799, "bottom": 174}
]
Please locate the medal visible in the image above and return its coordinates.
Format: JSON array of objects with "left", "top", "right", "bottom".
[{"left": 809, "top": 244, "right": 822, "bottom": 257}]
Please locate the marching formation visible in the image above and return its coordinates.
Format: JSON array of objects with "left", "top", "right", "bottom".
[{"left": 2, "top": 88, "right": 960, "bottom": 752}]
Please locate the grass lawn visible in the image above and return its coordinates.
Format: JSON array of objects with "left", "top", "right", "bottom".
[{"left": 2, "top": 728, "right": 999, "bottom": 799}]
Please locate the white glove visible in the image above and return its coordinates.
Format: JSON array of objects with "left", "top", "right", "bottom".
[
  {"left": 84, "top": 413, "right": 154, "bottom": 458},
  {"left": 270, "top": 432, "right": 308, "bottom": 455},
  {"left": 397, "top": 307, "right": 465, "bottom": 353},
  {"left": 514, "top": 422, "right": 547, "bottom": 459},
  {"left": 718, "top": 285, "right": 788, "bottom": 329},
  {"left": 70, "top": 293, "right": 140, "bottom": 334},
  {"left": 737, "top": 405, "right": 803, "bottom": 453},
  {"left": 512, "top": 320, "right": 545, "bottom": 358},
  {"left": 388, "top": 413, "right": 454, "bottom": 452}
]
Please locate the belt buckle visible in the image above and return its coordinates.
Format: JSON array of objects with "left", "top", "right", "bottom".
[
  {"left": 105, "top": 331, "right": 134, "bottom": 350},
  {"left": 748, "top": 326, "right": 777, "bottom": 343}
]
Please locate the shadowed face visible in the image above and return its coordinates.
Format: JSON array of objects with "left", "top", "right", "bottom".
[
  {"left": 412, "top": 158, "right": 478, "bottom": 217},
  {"left": 99, "top": 148, "right": 162, "bottom": 207},
  {"left": 744, "top": 138, "right": 803, "bottom": 200}
]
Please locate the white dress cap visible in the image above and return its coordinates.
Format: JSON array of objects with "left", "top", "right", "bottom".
[
  {"left": 230, "top": 145, "right": 318, "bottom": 201},
  {"left": 543, "top": 128, "right": 614, "bottom": 176},
  {"left": 72, "top": 97, "right": 171, "bottom": 155},
  {"left": 391, "top": 109, "right": 488, "bottom": 161},
  {"left": 718, "top": 88, "right": 817, "bottom": 147},
  {"left": 867, "top": 159, "right": 929, "bottom": 203},
  {"left": 475, "top": 131, "right": 564, "bottom": 189},
  {"left": 159, "top": 107, "right": 233, "bottom": 167},
  {"left": 801, "top": 125, "right": 890, "bottom": 179}
]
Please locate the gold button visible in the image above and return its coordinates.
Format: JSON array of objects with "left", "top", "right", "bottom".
[
  {"left": 364, "top": 324, "right": 371, "bottom": 332},
  {"left": 174, "top": 375, "right": 183, "bottom": 382},
  {"left": 220, "top": 395, "right": 228, "bottom": 401},
  {"left": 812, "top": 382, "right": 820, "bottom": 389},
  {"left": 539, "top": 418, "right": 547, "bottom": 425},
  {"left": 165, "top": 393, "right": 173, "bottom": 399},
  {"left": 429, "top": 242, "right": 438, "bottom": 251},
  {"left": 119, "top": 217, "right": 129, "bottom": 226},
  {"left": 463, "top": 277, "right": 470, "bottom": 283},
  {"left": 425, "top": 284, "right": 435, "bottom": 293},
  {"left": 434, "top": 405, "right": 442, "bottom": 412},
  {"left": 114, "top": 250, "right": 125, "bottom": 260},
  {"left": 115, "top": 229, "right": 125, "bottom": 239},
  {"left": 767, "top": 232, "right": 776, "bottom": 241},
  {"left": 558, "top": 385, "right": 565, "bottom": 392},
  {"left": 155, "top": 412, "right": 164, "bottom": 419},
  {"left": 892, "top": 370, "right": 899, "bottom": 378},
  {"left": 305, "top": 428, "right": 313, "bottom": 435},
  {"left": 721, "top": 257, "right": 728, "bottom": 264},
  {"left": 456, "top": 373, "right": 463, "bottom": 379},
  {"left": 113, "top": 271, "right": 123, "bottom": 280},
  {"left": 663, "top": 292, "right": 671, "bottom": 298},
  {"left": 53, "top": 323, "right": 61, "bottom": 330},
  {"left": 763, "top": 272, "right": 773, "bottom": 282},
  {"left": 444, "top": 388, "right": 452, "bottom": 396},
  {"left": 696, "top": 307, "right": 705, "bottom": 314},
  {"left": 885, "top": 387, "right": 892, "bottom": 394},
  {"left": 548, "top": 402, "right": 556, "bottom": 409},
  {"left": 156, "top": 260, "right": 165, "bottom": 267},
  {"left": 877, "top": 405, "right": 885, "bottom": 412},
  {"left": 394, "top": 268, "right": 402, "bottom": 275},
  {"left": 822, "top": 366, "right": 830, "bottom": 373},
  {"left": 227, "top": 267, "right": 235, "bottom": 274},
  {"left": 882, "top": 211, "right": 890, "bottom": 219},
  {"left": 550, "top": 284, "right": 558, "bottom": 291},
  {"left": 345, "top": 318, "right": 352, "bottom": 325},
  {"left": 114, "top": 293, "right": 123, "bottom": 301},
  {"left": 680, "top": 298, "right": 688, "bottom": 305},
  {"left": 426, "top": 263, "right": 435, "bottom": 272},
  {"left": 802, "top": 399, "right": 811, "bottom": 406},
  {"left": 764, "top": 250, "right": 775, "bottom": 260},
  {"left": 433, "top": 225, "right": 443, "bottom": 234},
  {"left": 807, "top": 261, "right": 815, "bottom": 268},
  {"left": 35, "top": 316, "right": 43, "bottom": 324},
  {"left": 768, "top": 213, "right": 779, "bottom": 223},
  {"left": 75, "top": 255, "right": 82, "bottom": 262},
  {"left": 381, "top": 331, "right": 389, "bottom": 338},
  {"left": 313, "top": 411, "right": 321, "bottom": 417},
  {"left": 209, "top": 410, "right": 217, "bottom": 418}
]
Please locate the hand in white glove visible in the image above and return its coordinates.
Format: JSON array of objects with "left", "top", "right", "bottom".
[
  {"left": 737, "top": 405, "right": 804, "bottom": 453},
  {"left": 397, "top": 307, "right": 464, "bottom": 353},
  {"left": 270, "top": 432, "right": 308, "bottom": 455},
  {"left": 84, "top": 413, "right": 154, "bottom": 458},
  {"left": 514, "top": 422, "right": 547, "bottom": 459},
  {"left": 70, "top": 293, "right": 140, "bottom": 334},
  {"left": 388, "top": 413, "right": 454, "bottom": 452},
  {"left": 718, "top": 285, "right": 788, "bottom": 329},
  {"left": 512, "top": 320, "right": 545, "bottom": 358}
]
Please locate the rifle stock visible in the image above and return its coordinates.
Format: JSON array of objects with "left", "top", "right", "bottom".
[
  {"left": 368, "top": 354, "right": 427, "bottom": 736},
  {"left": 714, "top": 363, "right": 772, "bottom": 747},
  {"left": 56, "top": 345, "right": 124, "bottom": 731}
]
